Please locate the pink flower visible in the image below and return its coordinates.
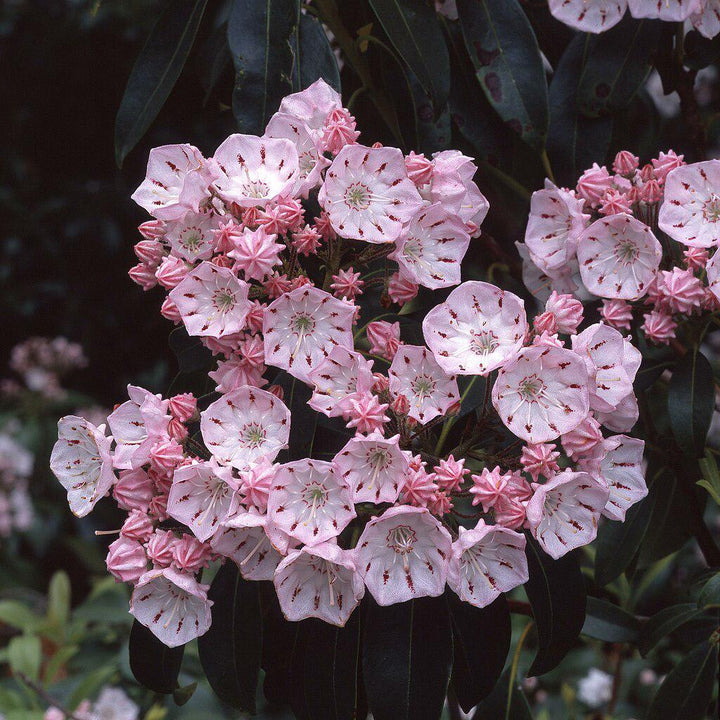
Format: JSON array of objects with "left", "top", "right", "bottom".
[
  {"left": 263, "top": 286, "right": 355, "bottom": 382},
  {"left": 405, "top": 151, "right": 434, "bottom": 186},
  {"left": 128, "top": 263, "right": 158, "bottom": 291},
  {"left": 613, "top": 150, "right": 639, "bottom": 175},
  {"left": 50, "top": 416, "right": 115, "bottom": 517},
  {"left": 238, "top": 458, "right": 276, "bottom": 511},
  {"left": 345, "top": 392, "right": 390, "bottom": 435},
  {"left": 600, "top": 299, "right": 633, "bottom": 330},
  {"left": 209, "top": 354, "right": 266, "bottom": 394},
  {"left": 594, "top": 390, "right": 639, "bottom": 432},
  {"left": 577, "top": 163, "right": 614, "bottom": 206},
  {"left": 169, "top": 393, "right": 197, "bottom": 422},
  {"left": 319, "top": 145, "right": 423, "bottom": 244},
  {"left": 355, "top": 505, "right": 452, "bottom": 605},
  {"left": 330, "top": 267, "right": 364, "bottom": 299},
  {"left": 433, "top": 455, "right": 468, "bottom": 492},
  {"left": 214, "top": 513, "right": 284, "bottom": 580},
  {"left": 268, "top": 458, "right": 356, "bottom": 545},
  {"left": 525, "top": 470, "right": 610, "bottom": 559},
  {"left": 321, "top": 108, "right": 360, "bottom": 155},
  {"left": 277, "top": 78, "right": 343, "bottom": 145},
  {"left": 366, "top": 320, "right": 401, "bottom": 360},
  {"left": 448, "top": 522, "right": 528, "bottom": 608},
  {"left": 389, "top": 203, "right": 471, "bottom": 289},
  {"left": 114, "top": 469, "right": 154, "bottom": 513},
  {"left": 423, "top": 280, "right": 527, "bottom": 376},
  {"left": 641, "top": 309, "right": 677, "bottom": 345},
  {"left": 169, "top": 262, "right": 251, "bottom": 339},
  {"left": 545, "top": 291, "right": 584, "bottom": 334},
  {"left": 684, "top": 246, "right": 709, "bottom": 270},
  {"left": 333, "top": 432, "right": 409, "bottom": 504},
  {"left": 106, "top": 536, "right": 147, "bottom": 584},
  {"left": 520, "top": 443, "right": 560, "bottom": 481},
  {"left": 628, "top": 0, "right": 701, "bottom": 21},
  {"left": 658, "top": 267, "right": 706, "bottom": 315},
  {"left": 138, "top": 219, "right": 166, "bottom": 241},
  {"left": 388, "top": 344, "right": 459, "bottom": 424},
  {"left": 599, "top": 188, "right": 633, "bottom": 216},
  {"left": 228, "top": 227, "right": 284, "bottom": 281},
  {"left": 692, "top": 0, "right": 720, "bottom": 38},
  {"left": 130, "top": 567, "right": 212, "bottom": 647},
  {"left": 308, "top": 346, "right": 375, "bottom": 418},
  {"left": 576, "top": 214, "right": 661, "bottom": 300},
  {"left": 145, "top": 528, "right": 176, "bottom": 568},
  {"left": 524, "top": 180, "right": 589, "bottom": 275},
  {"left": 492, "top": 345, "right": 590, "bottom": 443},
  {"left": 172, "top": 533, "right": 211, "bottom": 573},
  {"left": 548, "top": 0, "right": 627, "bottom": 33},
  {"left": 291, "top": 224, "right": 322, "bottom": 256},
  {"left": 401, "top": 463, "right": 438, "bottom": 507},
  {"left": 275, "top": 542, "right": 364, "bottom": 626},
  {"left": 155, "top": 255, "right": 189, "bottom": 289},
  {"left": 659, "top": 160, "right": 720, "bottom": 248},
  {"left": 121, "top": 510, "right": 155, "bottom": 542},
  {"left": 212, "top": 134, "right": 299, "bottom": 207},
  {"left": 201, "top": 386, "right": 290, "bottom": 471},
  {"left": 561, "top": 414, "right": 604, "bottom": 459},
  {"left": 166, "top": 211, "right": 219, "bottom": 263},
  {"left": 131, "top": 144, "right": 215, "bottom": 220}
]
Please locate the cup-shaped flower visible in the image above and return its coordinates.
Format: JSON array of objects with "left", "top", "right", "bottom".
[
  {"left": 308, "top": 346, "right": 375, "bottom": 417},
  {"left": 263, "top": 286, "right": 355, "bottom": 383},
  {"left": 166, "top": 211, "right": 219, "bottom": 263},
  {"left": 492, "top": 345, "right": 590, "bottom": 443},
  {"left": 130, "top": 567, "right": 212, "bottom": 647},
  {"left": 318, "top": 145, "right": 423, "bottom": 244},
  {"left": 628, "top": 0, "right": 701, "bottom": 21},
  {"left": 548, "top": 0, "right": 627, "bottom": 33},
  {"left": 388, "top": 344, "right": 459, "bottom": 423},
  {"left": 50, "top": 416, "right": 115, "bottom": 517},
  {"left": 268, "top": 459, "right": 356, "bottom": 546},
  {"left": 447, "top": 521, "right": 528, "bottom": 608},
  {"left": 355, "top": 506, "right": 452, "bottom": 606},
  {"left": 169, "top": 262, "right": 251, "bottom": 339},
  {"left": 388, "top": 203, "right": 471, "bottom": 289},
  {"left": 212, "top": 134, "right": 299, "bottom": 207},
  {"left": 274, "top": 542, "right": 364, "bottom": 626},
  {"left": 706, "top": 248, "right": 720, "bottom": 303},
  {"left": 167, "top": 460, "right": 238, "bottom": 542},
  {"left": 277, "top": 78, "right": 342, "bottom": 145},
  {"left": 525, "top": 470, "right": 610, "bottom": 559},
  {"left": 333, "top": 432, "right": 409, "bottom": 504},
  {"left": 201, "top": 386, "right": 290, "bottom": 471},
  {"left": 659, "top": 160, "right": 720, "bottom": 248},
  {"left": 422, "top": 281, "right": 527, "bottom": 375},
  {"left": 576, "top": 213, "right": 661, "bottom": 300}
]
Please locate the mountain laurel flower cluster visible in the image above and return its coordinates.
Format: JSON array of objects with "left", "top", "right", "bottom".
[{"left": 51, "top": 80, "right": 648, "bottom": 649}]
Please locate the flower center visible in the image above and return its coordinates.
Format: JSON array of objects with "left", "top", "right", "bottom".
[
  {"left": 180, "top": 227, "right": 202, "bottom": 251},
  {"left": 242, "top": 179, "right": 270, "bottom": 198},
  {"left": 241, "top": 422, "right": 266, "bottom": 449},
  {"left": 302, "top": 481, "right": 328, "bottom": 510},
  {"left": 344, "top": 182, "right": 371, "bottom": 210},
  {"left": 518, "top": 375, "right": 544, "bottom": 401},
  {"left": 470, "top": 330, "right": 498, "bottom": 355},
  {"left": 386, "top": 524, "right": 417, "bottom": 555},
  {"left": 412, "top": 374, "right": 436, "bottom": 398},
  {"left": 704, "top": 195, "right": 720, "bottom": 222},
  {"left": 614, "top": 240, "right": 639, "bottom": 265},
  {"left": 212, "top": 288, "right": 236, "bottom": 313}
]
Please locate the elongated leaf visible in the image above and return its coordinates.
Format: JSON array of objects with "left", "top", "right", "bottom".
[
  {"left": 472, "top": 666, "right": 534, "bottom": 720},
  {"left": 289, "top": 613, "right": 364, "bottom": 720},
  {"left": 577, "top": 15, "right": 661, "bottom": 118},
  {"left": 169, "top": 322, "right": 212, "bottom": 374},
  {"left": 129, "top": 620, "right": 184, "bottom": 694},
  {"left": 457, "top": 0, "right": 548, "bottom": 151},
  {"left": 369, "top": 0, "right": 450, "bottom": 111},
  {"left": 698, "top": 572, "right": 720, "bottom": 609},
  {"left": 292, "top": 12, "right": 340, "bottom": 92},
  {"left": 524, "top": 536, "right": 586, "bottom": 676},
  {"left": 668, "top": 348, "right": 715, "bottom": 457},
  {"left": 582, "top": 597, "right": 640, "bottom": 644},
  {"left": 8, "top": 635, "right": 41, "bottom": 681},
  {"left": 115, "top": 0, "right": 208, "bottom": 166},
  {"left": 362, "top": 596, "right": 453, "bottom": 720},
  {"left": 547, "top": 33, "right": 613, "bottom": 187},
  {"left": 646, "top": 640, "right": 718, "bottom": 720},
  {"left": 448, "top": 593, "right": 510, "bottom": 713},
  {"left": 227, "top": 0, "right": 298, "bottom": 134},
  {"left": 198, "top": 562, "right": 262, "bottom": 711},
  {"left": 639, "top": 603, "right": 709, "bottom": 656}
]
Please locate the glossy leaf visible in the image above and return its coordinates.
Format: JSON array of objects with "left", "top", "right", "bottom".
[
  {"left": 227, "top": 0, "right": 298, "bottom": 134},
  {"left": 114, "top": 0, "right": 208, "bottom": 166},
  {"left": 668, "top": 348, "right": 715, "bottom": 457},
  {"left": 369, "top": 0, "right": 450, "bottom": 111},
  {"left": 639, "top": 603, "right": 708, "bottom": 657},
  {"left": 577, "top": 15, "right": 661, "bottom": 118},
  {"left": 582, "top": 597, "right": 640, "bottom": 644},
  {"left": 198, "top": 562, "right": 262, "bottom": 711},
  {"left": 472, "top": 666, "right": 534, "bottom": 720},
  {"left": 684, "top": 29, "right": 720, "bottom": 70},
  {"left": 698, "top": 572, "right": 720, "bottom": 609},
  {"left": 129, "top": 619, "right": 184, "bottom": 694},
  {"left": 646, "top": 640, "right": 718, "bottom": 720},
  {"left": 457, "top": 0, "right": 548, "bottom": 151},
  {"left": 292, "top": 12, "right": 341, "bottom": 92},
  {"left": 7, "top": 635, "right": 41, "bottom": 681},
  {"left": 362, "top": 596, "right": 453, "bottom": 720},
  {"left": 447, "top": 592, "right": 511, "bottom": 713},
  {"left": 289, "top": 613, "right": 364, "bottom": 720},
  {"left": 547, "top": 33, "right": 613, "bottom": 188},
  {"left": 524, "top": 535, "right": 586, "bottom": 676},
  {"left": 169, "top": 326, "right": 213, "bottom": 374}
]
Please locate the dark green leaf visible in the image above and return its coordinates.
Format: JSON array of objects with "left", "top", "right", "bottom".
[
  {"left": 639, "top": 603, "right": 708, "bottom": 657},
  {"left": 198, "top": 562, "right": 262, "bottom": 711},
  {"left": 129, "top": 620, "right": 184, "bottom": 694},
  {"left": 698, "top": 572, "right": 720, "bottom": 609},
  {"left": 457, "top": 0, "right": 548, "bottom": 151},
  {"left": 447, "top": 593, "right": 511, "bottom": 713},
  {"left": 472, "top": 666, "right": 534, "bottom": 720},
  {"left": 668, "top": 348, "right": 715, "bottom": 456},
  {"left": 292, "top": 12, "right": 341, "bottom": 92},
  {"left": 260, "top": 582, "right": 298, "bottom": 706},
  {"left": 684, "top": 29, "right": 720, "bottom": 70},
  {"left": 634, "top": 355, "right": 674, "bottom": 392},
  {"left": 577, "top": 15, "right": 661, "bottom": 118},
  {"left": 646, "top": 640, "right": 718, "bottom": 720},
  {"left": 362, "top": 596, "right": 453, "bottom": 720},
  {"left": 582, "top": 597, "right": 640, "bottom": 644},
  {"left": 173, "top": 682, "right": 198, "bottom": 706},
  {"left": 289, "top": 613, "right": 364, "bottom": 720},
  {"left": 369, "top": 0, "right": 450, "bottom": 111},
  {"left": 227, "top": 0, "right": 298, "bottom": 134},
  {"left": 524, "top": 536, "right": 586, "bottom": 676},
  {"left": 547, "top": 34, "right": 613, "bottom": 187},
  {"left": 169, "top": 326, "right": 213, "bottom": 374},
  {"left": 115, "top": 0, "right": 208, "bottom": 166}
]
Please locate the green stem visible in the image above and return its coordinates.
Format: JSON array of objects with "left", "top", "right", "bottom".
[
  {"left": 434, "top": 377, "right": 477, "bottom": 456},
  {"left": 506, "top": 622, "right": 534, "bottom": 720},
  {"left": 540, "top": 149, "right": 555, "bottom": 184}
]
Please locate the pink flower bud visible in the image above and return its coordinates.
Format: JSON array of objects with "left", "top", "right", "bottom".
[
  {"left": 639, "top": 179, "right": 663, "bottom": 204},
  {"left": 211, "top": 253, "right": 234, "bottom": 269},
  {"left": 639, "top": 163, "right": 655, "bottom": 183},
  {"left": 533, "top": 311, "right": 557, "bottom": 335},
  {"left": 600, "top": 299, "right": 633, "bottom": 330},
  {"left": 577, "top": 163, "right": 613, "bottom": 207},
  {"left": 372, "top": 373, "right": 390, "bottom": 394},
  {"left": 134, "top": 239, "right": 165, "bottom": 266},
  {"left": 138, "top": 219, "right": 166, "bottom": 240},
  {"left": 545, "top": 291, "right": 584, "bottom": 334},
  {"left": 684, "top": 247, "right": 709, "bottom": 271},
  {"left": 641, "top": 309, "right": 677, "bottom": 345},
  {"left": 367, "top": 320, "right": 401, "bottom": 361},
  {"left": 155, "top": 256, "right": 189, "bottom": 289},
  {"left": 106, "top": 536, "right": 147, "bottom": 584},
  {"left": 267, "top": 384, "right": 284, "bottom": 400},
  {"left": 114, "top": 469, "right": 154, "bottom": 513},
  {"left": 169, "top": 393, "right": 197, "bottom": 422},
  {"left": 405, "top": 151, "right": 434, "bottom": 187},
  {"left": 149, "top": 439, "right": 184, "bottom": 471},
  {"left": 493, "top": 496, "right": 526, "bottom": 530},
  {"left": 245, "top": 301, "right": 266, "bottom": 333},
  {"left": 145, "top": 529, "right": 176, "bottom": 568},
  {"left": 167, "top": 417, "right": 188, "bottom": 441},
  {"left": 388, "top": 271, "right": 418, "bottom": 306},
  {"left": 612, "top": 150, "right": 639, "bottom": 175},
  {"left": 322, "top": 108, "right": 360, "bottom": 154},
  {"left": 121, "top": 510, "right": 155, "bottom": 542},
  {"left": 160, "top": 296, "right": 183, "bottom": 323},
  {"left": 172, "top": 534, "right": 211, "bottom": 573},
  {"left": 128, "top": 263, "right": 158, "bottom": 291},
  {"left": 652, "top": 149, "right": 685, "bottom": 181},
  {"left": 313, "top": 211, "right": 337, "bottom": 241},
  {"left": 391, "top": 394, "right": 410, "bottom": 415},
  {"left": 561, "top": 415, "right": 603, "bottom": 460},
  {"left": 148, "top": 492, "right": 169, "bottom": 521}
]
